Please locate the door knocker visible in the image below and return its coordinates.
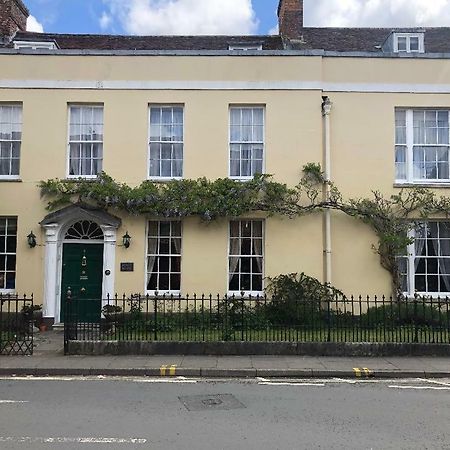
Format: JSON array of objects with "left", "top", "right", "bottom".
[{"left": 81, "top": 250, "right": 87, "bottom": 267}]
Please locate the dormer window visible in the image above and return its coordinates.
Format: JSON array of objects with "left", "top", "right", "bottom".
[
  {"left": 394, "top": 33, "right": 424, "bottom": 53},
  {"left": 14, "top": 40, "right": 57, "bottom": 50},
  {"left": 229, "top": 45, "right": 262, "bottom": 51}
]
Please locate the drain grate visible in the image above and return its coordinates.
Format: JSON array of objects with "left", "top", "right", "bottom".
[{"left": 179, "top": 394, "right": 246, "bottom": 411}]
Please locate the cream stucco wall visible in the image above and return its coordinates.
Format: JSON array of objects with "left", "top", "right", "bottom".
[{"left": 1, "top": 52, "right": 450, "bottom": 316}]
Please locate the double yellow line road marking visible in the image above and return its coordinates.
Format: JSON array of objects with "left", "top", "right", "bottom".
[
  {"left": 160, "top": 365, "right": 177, "bottom": 377},
  {"left": 353, "top": 368, "right": 373, "bottom": 378}
]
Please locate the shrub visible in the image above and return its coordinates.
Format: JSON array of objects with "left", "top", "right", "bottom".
[
  {"left": 264, "top": 273, "right": 345, "bottom": 326},
  {"left": 359, "top": 301, "right": 449, "bottom": 327}
]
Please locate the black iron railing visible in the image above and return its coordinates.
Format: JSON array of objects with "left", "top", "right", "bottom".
[
  {"left": 0, "top": 294, "right": 34, "bottom": 356},
  {"left": 64, "top": 293, "right": 450, "bottom": 351}
]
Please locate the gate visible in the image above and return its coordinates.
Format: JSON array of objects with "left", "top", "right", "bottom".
[{"left": 0, "top": 294, "right": 34, "bottom": 356}]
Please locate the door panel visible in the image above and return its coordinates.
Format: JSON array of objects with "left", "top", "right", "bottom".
[{"left": 61, "top": 243, "right": 103, "bottom": 323}]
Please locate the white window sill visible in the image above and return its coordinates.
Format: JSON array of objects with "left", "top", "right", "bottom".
[
  {"left": 394, "top": 181, "right": 450, "bottom": 188},
  {"left": 0, "top": 176, "right": 21, "bottom": 182},
  {"left": 0, "top": 290, "right": 17, "bottom": 296},
  {"left": 148, "top": 177, "right": 183, "bottom": 183},
  {"left": 402, "top": 292, "right": 450, "bottom": 300},
  {"left": 229, "top": 177, "right": 255, "bottom": 182},
  {"left": 227, "top": 291, "right": 265, "bottom": 298},
  {"left": 65, "top": 175, "right": 99, "bottom": 181},
  {"left": 146, "top": 291, "right": 181, "bottom": 298}
]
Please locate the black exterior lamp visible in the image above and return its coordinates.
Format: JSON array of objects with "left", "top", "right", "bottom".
[
  {"left": 122, "top": 231, "right": 131, "bottom": 249},
  {"left": 27, "top": 231, "right": 37, "bottom": 248}
]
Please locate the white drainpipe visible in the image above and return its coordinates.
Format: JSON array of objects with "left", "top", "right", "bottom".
[{"left": 322, "top": 96, "right": 333, "bottom": 285}]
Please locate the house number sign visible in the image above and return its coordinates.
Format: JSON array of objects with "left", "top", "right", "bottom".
[{"left": 120, "top": 262, "right": 134, "bottom": 272}]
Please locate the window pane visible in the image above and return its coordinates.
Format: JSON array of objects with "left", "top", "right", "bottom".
[
  {"left": 395, "top": 146, "right": 407, "bottom": 180},
  {"left": 172, "top": 160, "right": 182, "bottom": 177},
  {"left": 253, "top": 108, "right": 264, "bottom": 126},
  {"left": 170, "top": 274, "right": 181, "bottom": 291},
  {"left": 161, "top": 160, "right": 171, "bottom": 177},
  {"left": 397, "top": 36, "right": 407, "bottom": 51},
  {"left": 410, "top": 37, "right": 419, "bottom": 51},
  {"left": 252, "top": 275, "right": 262, "bottom": 292}
]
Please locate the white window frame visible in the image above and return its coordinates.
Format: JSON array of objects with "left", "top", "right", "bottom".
[
  {"left": 393, "top": 33, "right": 424, "bottom": 53},
  {"left": 228, "top": 45, "right": 263, "bottom": 51},
  {"left": 0, "top": 104, "right": 22, "bottom": 180},
  {"left": 228, "top": 219, "right": 264, "bottom": 296},
  {"left": 229, "top": 106, "right": 265, "bottom": 180},
  {"left": 146, "top": 220, "right": 182, "bottom": 296},
  {"left": 402, "top": 222, "right": 450, "bottom": 297},
  {"left": 148, "top": 105, "right": 184, "bottom": 181},
  {"left": 395, "top": 109, "right": 450, "bottom": 184},
  {"left": 14, "top": 40, "right": 57, "bottom": 50},
  {"left": 67, "top": 105, "right": 104, "bottom": 179},
  {"left": 0, "top": 217, "right": 17, "bottom": 294}
]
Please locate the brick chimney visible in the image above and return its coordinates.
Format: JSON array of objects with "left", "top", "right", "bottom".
[
  {"left": 0, "top": 0, "right": 29, "bottom": 38},
  {"left": 278, "top": 0, "right": 303, "bottom": 39}
]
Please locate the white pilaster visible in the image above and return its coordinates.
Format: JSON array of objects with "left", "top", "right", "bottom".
[
  {"left": 42, "top": 223, "right": 60, "bottom": 319},
  {"left": 100, "top": 225, "right": 117, "bottom": 307}
]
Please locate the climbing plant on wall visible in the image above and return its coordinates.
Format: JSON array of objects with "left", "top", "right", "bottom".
[{"left": 40, "top": 168, "right": 450, "bottom": 296}]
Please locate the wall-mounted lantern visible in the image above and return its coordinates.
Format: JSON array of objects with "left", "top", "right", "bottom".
[
  {"left": 122, "top": 231, "right": 131, "bottom": 249},
  {"left": 27, "top": 231, "right": 37, "bottom": 248}
]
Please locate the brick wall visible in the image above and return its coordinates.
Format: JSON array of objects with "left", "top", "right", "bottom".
[
  {"left": 278, "top": 0, "right": 303, "bottom": 39},
  {"left": 0, "top": 0, "right": 29, "bottom": 37}
]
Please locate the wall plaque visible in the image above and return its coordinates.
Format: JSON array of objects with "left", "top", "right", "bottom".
[{"left": 120, "top": 262, "right": 134, "bottom": 272}]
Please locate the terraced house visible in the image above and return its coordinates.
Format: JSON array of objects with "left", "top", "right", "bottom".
[{"left": 2, "top": 0, "right": 450, "bottom": 327}]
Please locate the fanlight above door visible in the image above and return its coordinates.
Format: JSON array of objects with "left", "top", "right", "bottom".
[{"left": 65, "top": 221, "right": 104, "bottom": 240}]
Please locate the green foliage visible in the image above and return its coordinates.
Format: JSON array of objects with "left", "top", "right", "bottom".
[
  {"left": 40, "top": 164, "right": 450, "bottom": 296},
  {"left": 264, "top": 273, "right": 345, "bottom": 326},
  {"left": 40, "top": 172, "right": 298, "bottom": 221},
  {"left": 359, "top": 301, "right": 449, "bottom": 327}
]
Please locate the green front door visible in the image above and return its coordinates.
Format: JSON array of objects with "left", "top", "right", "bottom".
[{"left": 61, "top": 243, "right": 104, "bottom": 323}]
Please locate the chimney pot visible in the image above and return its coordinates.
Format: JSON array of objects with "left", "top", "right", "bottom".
[
  {"left": 278, "top": 0, "right": 304, "bottom": 39},
  {"left": 0, "top": 0, "right": 29, "bottom": 38}
]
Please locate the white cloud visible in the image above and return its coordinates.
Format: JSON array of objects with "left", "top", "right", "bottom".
[
  {"left": 102, "top": 0, "right": 258, "bottom": 35},
  {"left": 26, "top": 15, "right": 44, "bottom": 33},
  {"left": 305, "top": 0, "right": 450, "bottom": 27},
  {"left": 99, "top": 12, "right": 112, "bottom": 31},
  {"left": 268, "top": 24, "right": 279, "bottom": 35}
]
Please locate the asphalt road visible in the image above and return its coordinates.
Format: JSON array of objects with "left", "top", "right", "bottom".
[{"left": 0, "top": 376, "right": 449, "bottom": 449}]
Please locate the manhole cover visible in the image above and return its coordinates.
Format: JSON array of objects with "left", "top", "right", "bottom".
[{"left": 179, "top": 394, "right": 246, "bottom": 411}]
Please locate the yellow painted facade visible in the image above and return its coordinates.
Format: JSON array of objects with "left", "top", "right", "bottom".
[{"left": 1, "top": 51, "right": 450, "bottom": 321}]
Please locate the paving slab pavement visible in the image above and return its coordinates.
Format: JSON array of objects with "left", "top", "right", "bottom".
[{"left": 0, "top": 330, "right": 449, "bottom": 378}]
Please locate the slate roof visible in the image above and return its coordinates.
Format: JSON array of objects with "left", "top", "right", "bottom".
[
  {"left": 10, "top": 32, "right": 284, "bottom": 50},
  {"left": 7, "top": 27, "right": 450, "bottom": 53}
]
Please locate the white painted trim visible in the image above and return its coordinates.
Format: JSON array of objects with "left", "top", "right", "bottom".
[
  {"left": 42, "top": 219, "right": 118, "bottom": 323},
  {"left": 42, "top": 224, "right": 59, "bottom": 320},
  {"left": 5, "top": 79, "right": 450, "bottom": 93},
  {"left": 100, "top": 225, "right": 116, "bottom": 305},
  {"left": 393, "top": 33, "right": 425, "bottom": 54},
  {"left": 14, "top": 41, "right": 57, "bottom": 50},
  {"left": 0, "top": 176, "right": 20, "bottom": 180}
]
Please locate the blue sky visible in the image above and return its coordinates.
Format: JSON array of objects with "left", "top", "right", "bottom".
[
  {"left": 26, "top": 0, "right": 280, "bottom": 35},
  {"left": 25, "top": 0, "right": 450, "bottom": 35}
]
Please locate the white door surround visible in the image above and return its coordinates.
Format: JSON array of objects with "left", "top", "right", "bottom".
[{"left": 40, "top": 205, "right": 121, "bottom": 324}]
